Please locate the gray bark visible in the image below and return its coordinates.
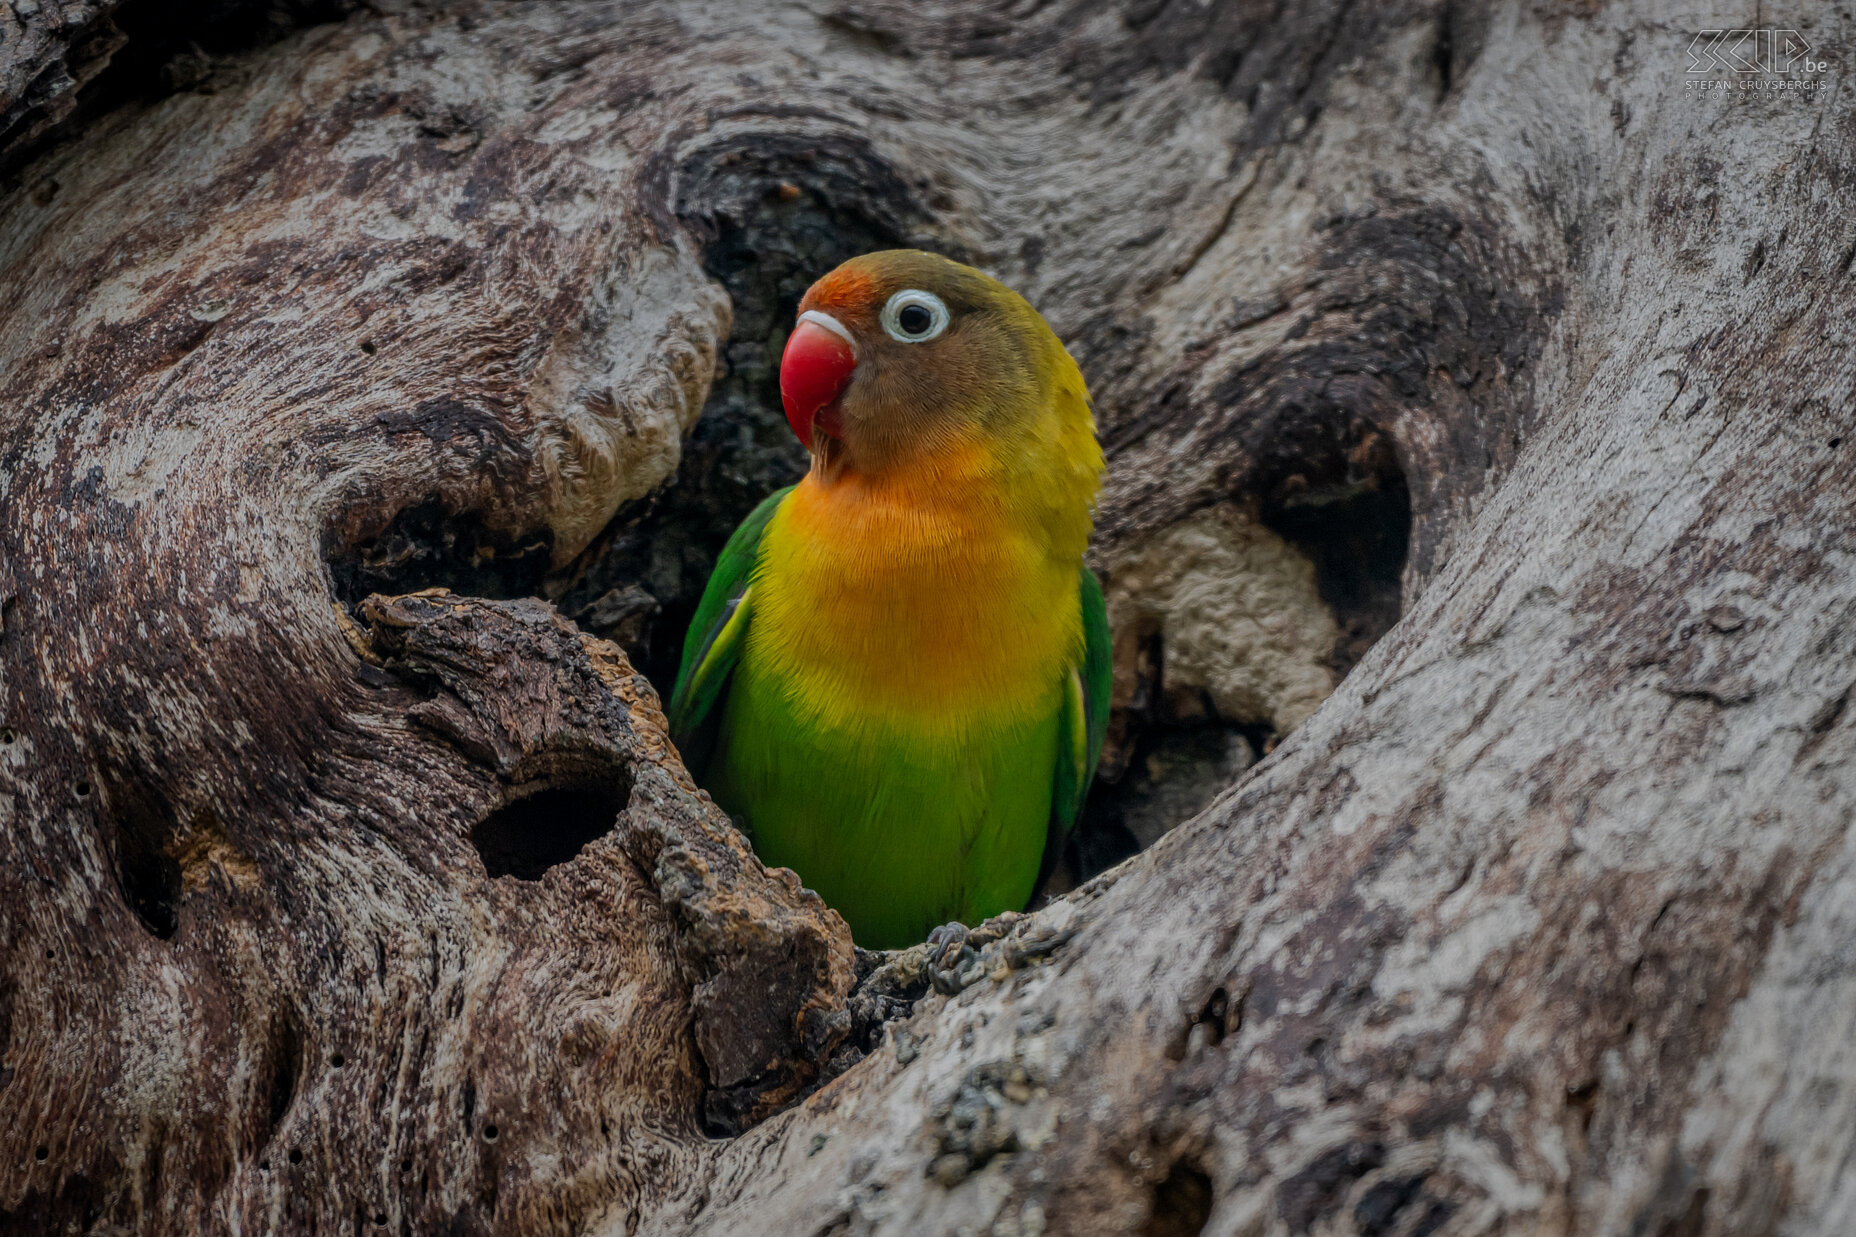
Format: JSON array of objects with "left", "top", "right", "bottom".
[{"left": 2, "top": 2, "right": 1852, "bottom": 1236}]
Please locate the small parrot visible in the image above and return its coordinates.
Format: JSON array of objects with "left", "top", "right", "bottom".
[{"left": 667, "top": 250, "right": 1109, "bottom": 949}]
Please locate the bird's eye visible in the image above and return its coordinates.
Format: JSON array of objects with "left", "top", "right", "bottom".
[{"left": 880, "top": 289, "right": 950, "bottom": 343}]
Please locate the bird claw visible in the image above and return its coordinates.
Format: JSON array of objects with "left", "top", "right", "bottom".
[
  {"left": 926, "top": 922, "right": 984, "bottom": 996},
  {"left": 926, "top": 922, "right": 970, "bottom": 962}
]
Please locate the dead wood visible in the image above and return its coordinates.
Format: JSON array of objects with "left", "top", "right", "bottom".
[{"left": 2, "top": 2, "right": 1852, "bottom": 1236}]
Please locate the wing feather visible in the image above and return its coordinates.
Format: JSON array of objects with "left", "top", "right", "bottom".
[
  {"left": 666, "top": 485, "right": 793, "bottom": 773},
  {"left": 1037, "top": 565, "right": 1112, "bottom": 891}
]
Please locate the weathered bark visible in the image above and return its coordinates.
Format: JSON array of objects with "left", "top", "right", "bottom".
[
  {"left": 2, "top": 2, "right": 1852, "bottom": 1236},
  {"left": 0, "top": 0, "right": 126, "bottom": 167}
]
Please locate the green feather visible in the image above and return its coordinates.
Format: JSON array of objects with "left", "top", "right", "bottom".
[
  {"left": 667, "top": 485, "right": 793, "bottom": 774},
  {"left": 668, "top": 501, "right": 1112, "bottom": 947},
  {"left": 1041, "top": 566, "right": 1112, "bottom": 888},
  {"left": 705, "top": 664, "right": 1061, "bottom": 946}
]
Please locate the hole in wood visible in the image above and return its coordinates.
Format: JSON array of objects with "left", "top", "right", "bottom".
[
  {"left": 471, "top": 778, "right": 632, "bottom": 881},
  {"left": 112, "top": 794, "right": 182, "bottom": 941},
  {"left": 1195, "top": 987, "right": 1229, "bottom": 1050},
  {"left": 1061, "top": 419, "right": 1411, "bottom": 891},
  {"left": 261, "top": 1008, "right": 302, "bottom": 1144},
  {"left": 1141, "top": 1158, "right": 1213, "bottom": 1237},
  {"left": 1074, "top": 407, "right": 1411, "bottom": 888},
  {"left": 324, "top": 499, "right": 554, "bottom": 611},
  {"left": 1258, "top": 421, "right": 1411, "bottom": 677}
]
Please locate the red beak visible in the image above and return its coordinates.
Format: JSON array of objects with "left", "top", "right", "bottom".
[{"left": 779, "top": 315, "right": 856, "bottom": 448}]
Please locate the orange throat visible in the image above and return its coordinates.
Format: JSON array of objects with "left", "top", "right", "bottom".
[{"left": 747, "top": 443, "right": 1085, "bottom": 733}]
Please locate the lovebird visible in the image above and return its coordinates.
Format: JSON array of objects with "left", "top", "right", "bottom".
[{"left": 667, "top": 250, "right": 1109, "bottom": 949}]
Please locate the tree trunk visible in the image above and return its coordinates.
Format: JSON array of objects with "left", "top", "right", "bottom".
[{"left": 3, "top": 2, "right": 1851, "bottom": 1235}]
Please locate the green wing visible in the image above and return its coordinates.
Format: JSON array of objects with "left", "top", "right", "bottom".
[
  {"left": 1040, "top": 565, "right": 1112, "bottom": 888},
  {"left": 666, "top": 485, "right": 793, "bottom": 775}
]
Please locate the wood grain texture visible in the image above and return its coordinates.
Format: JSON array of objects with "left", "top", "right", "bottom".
[
  {"left": 0, "top": 0, "right": 124, "bottom": 169},
  {"left": 2, "top": 1, "right": 1852, "bottom": 1235}
]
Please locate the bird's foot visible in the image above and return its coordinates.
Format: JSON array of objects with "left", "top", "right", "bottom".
[{"left": 926, "top": 922, "right": 984, "bottom": 996}]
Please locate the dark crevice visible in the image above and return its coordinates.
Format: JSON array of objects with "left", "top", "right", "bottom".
[
  {"left": 324, "top": 500, "right": 554, "bottom": 611},
  {"left": 1195, "top": 987, "right": 1229, "bottom": 1048},
  {"left": 1141, "top": 1158, "right": 1214, "bottom": 1237},
  {"left": 0, "top": 21, "right": 127, "bottom": 180},
  {"left": 0, "top": 1169, "right": 106, "bottom": 1236},
  {"left": 814, "top": 947, "right": 933, "bottom": 1085},
  {"left": 108, "top": 783, "right": 183, "bottom": 940},
  {"left": 1354, "top": 1174, "right": 1429, "bottom": 1236},
  {"left": 1430, "top": 0, "right": 1487, "bottom": 106},
  {"left": 1065, "top": 411, "right": 1409, "bottom": 887},
  {"left": 1068, "top": 720, "right": 1265, "bottom": 885},
  {"left": 2, "top": 0, "right": 363, "bottom": 181},
  {"left": 119, "top": 846, "right": 181, "bottom": 938},
  {"left": 1164, "top": 984, "right": 1232, "bottom": 1062},
  {"left": 1658, "top": 1187, "right": 1710, "bottom": 1237},
  {"left": 470, "top": 778, "right": 632, "bottom": 881},
  {"left": 1257, "top": 417, "right": 1411, "bottom": 678},
  {"left": 1566, "top": 1078, "right": 1601, "bottom": 1135},
  {"left": 1430, "top": 3, "right": 1454, "bottom": 99},
  {"left": 260, "top": 1008, "right": 303, "bottom": 1146},
  {"left": 1063, "top": 614, "right": 1268, "bottom": 890},
  {"left": 1279, "top": 1140, "right": 1387, "bottom": 1231}
]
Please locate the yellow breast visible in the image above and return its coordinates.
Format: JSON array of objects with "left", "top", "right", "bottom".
[{"left": 748, "top": 442, "right": 1082, "bottom": 741}]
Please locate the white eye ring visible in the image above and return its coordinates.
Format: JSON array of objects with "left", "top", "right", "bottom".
[{"left": 880, "top": 289, "right": 950, "bottom": 343}]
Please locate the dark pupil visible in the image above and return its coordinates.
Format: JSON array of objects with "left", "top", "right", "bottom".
[{"left": 898, "top": 304, "right": 933, "bottom": 336}]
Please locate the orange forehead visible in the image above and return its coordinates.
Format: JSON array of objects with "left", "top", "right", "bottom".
[{"left": 799, "top": 264, "right": 881, "bottom": 317}]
